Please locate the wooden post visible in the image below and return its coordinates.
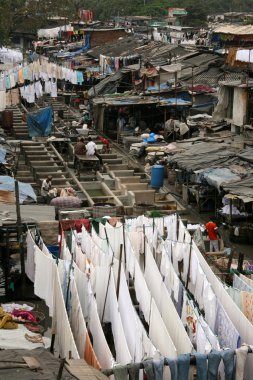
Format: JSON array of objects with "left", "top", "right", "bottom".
[
  {"left": 116, "top": 244, "right": 123, "bottom": 299},
  {"left": 237, "top": 252, "right": 244, "bottom": 273},
  {"left": 101, "top": 268, "right": 112, "bottom": 324},
  {"left": 158, "top": 68, "right": 161, "bottom": 104},
  {"left": 229, "top": 198, "right": 233, "bottom": 224},
  {"left": 122, "top": 220, "right": 127, "bottom": 269},
  {"left": 143, "top": 224, "right": 146, "bottom": 270},
  {"left": 191, "top": 66, "right": 194, "bottom": 105},
  {"left": 15, "top": 180, "right": 21, "bottom": 228},
  {"left": 186, "top": 238, "right": 193, "bottom": 289},
  {"left": 4, "top": 229, "right": 10, "bottom": 298},
  {"left": 101, "top": 228, "right": 114, "bottom": 323},
  {"left": 15, "top": 180, "right": 25, "bottom": 296},
  {"left": 50, "top": 334, "right": 56, "bottom": 354}
]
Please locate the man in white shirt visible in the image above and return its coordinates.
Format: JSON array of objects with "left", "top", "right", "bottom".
[
  {"left": 86, "top": 137, "right": 97, "bottom": 156},
  {"left": 85, "top": 137, "right": 103, "bottom": 169},
  {"left": 41, "top": 176, "right": 52, "bottom": 202}
]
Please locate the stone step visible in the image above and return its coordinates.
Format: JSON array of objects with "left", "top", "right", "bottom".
[
  {"left": 38, "top": 178, "right": 75, "bottom": 186},
  {"left": 16, "top": 164, "right": 29, "bottom": 171},
  {"left": 15, "top": 176, "right": 35, "bottom": 183},
  {"left": 24, "top": 152, "right": 56, "bottom": 157},
  {"left": 103, "top": 158, "right": 123, "bottom": 164},
  {"left": 16, "top": 170, "right": 32, "bottom": 176},
  {"left": 30, "top": 161, "right": 61, "bottom": 167},
  {"left": 35, "top": 171, "right": 70, "bottom": 179}
]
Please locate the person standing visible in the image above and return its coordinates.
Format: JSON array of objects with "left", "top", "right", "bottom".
[{"left": 205, "top": 219, "right": 220, "bottom": 252}]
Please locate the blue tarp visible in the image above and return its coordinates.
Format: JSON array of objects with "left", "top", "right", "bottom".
[
  {"left": 27, "top": 106, "right": 53, "bottom": 137},
  {"left": 0, "top": 176, "right": 37, "bottom": 203},
  {"left": 56, "top": 33, "right": 90, "bottom": 58},
  {"left": 147, "top": 83, "right": 171, "bottom": 91},
  {"left": 0, "top": 148, "right": 6, "bottom": 164},
  {"left": 196, "top": 168, "right": 241, "bottom": 191}
]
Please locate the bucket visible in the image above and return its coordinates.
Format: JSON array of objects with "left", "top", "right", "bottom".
[
  {"left": 167, "top": 168, "right": 176, "bottom": 185},
  {"left": 133, "top": 203, "right": 154, "bottom": 216},
  {"left": 92, "top": 203, "right": 117, "bottom": 218},
  {"left": 151, "top": 165, "right": 165, "bottom": 188}
]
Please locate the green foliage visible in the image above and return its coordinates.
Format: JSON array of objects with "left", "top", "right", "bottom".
[{"left": 1, "top": 0, "right": 253, "bottom": 46}]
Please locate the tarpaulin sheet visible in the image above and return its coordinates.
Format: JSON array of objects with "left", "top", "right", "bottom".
[
  {"left": 0, "top": 176, "right": 36, "bottom": 203},
  {"left": 0, "top": 148, "right": 6, "bottom": 163},
  {"left": 27, "top": 106, "right": 53, "bottom": 137},
  {"left": 196, "top": 167, "right": 241, "bottom": 190},
  {"left": 223, "top": 175, "right": 253, "bottom": 199},
  {"left": 56, "top": 34, "right": 90, "bottom": 58},
  {"left": 168, "top": 142, "right": 235, "bottom": 171}
]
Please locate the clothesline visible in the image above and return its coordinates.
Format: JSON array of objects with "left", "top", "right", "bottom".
[
  {"left": 26, "top": 215, "right": 253, "bottom": 378},
  {"left": 125, "top": 215, "right": 241, "bottom": 353},
  {"left": 0, "top": 58, "right": 84, "bottom": 93},
  {"left": 140, "top": 219, "right": 218, "bottom": 351}
]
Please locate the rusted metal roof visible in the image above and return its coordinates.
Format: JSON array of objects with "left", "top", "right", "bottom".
[{"left": 213, "top": 24, "right": 253, "bottom": 35}]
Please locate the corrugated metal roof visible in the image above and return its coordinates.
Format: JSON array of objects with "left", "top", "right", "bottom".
[{"left": 213, "top": 24, "right": 253, "bottom": 35}]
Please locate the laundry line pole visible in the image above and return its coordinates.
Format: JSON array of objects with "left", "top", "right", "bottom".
[
  {"left": 15, "top": 180, "right": 26, "bottom": 297},
  {"left": 116, "top": 244, "right": 123, "bottom": 299}
]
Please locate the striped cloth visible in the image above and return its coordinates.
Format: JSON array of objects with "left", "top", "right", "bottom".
[{"left": 50, "top": 196, "right": 82, "bottom": 209}]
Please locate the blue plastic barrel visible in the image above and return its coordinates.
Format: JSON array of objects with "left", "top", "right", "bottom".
[{"left": 151, "top": 165, "right": 165, "bottom": 188}]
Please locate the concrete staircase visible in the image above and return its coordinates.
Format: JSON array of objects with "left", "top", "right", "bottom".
[
  {"left": 10, "top": 105, "right": 30, "bottom": 140},
  {"left": 20, "top": 142, "right": 79, "bottom": 196}
]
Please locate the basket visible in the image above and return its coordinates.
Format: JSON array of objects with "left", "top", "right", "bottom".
[{"left": 92, "top": 203, "right": 117, "bottom": 218}]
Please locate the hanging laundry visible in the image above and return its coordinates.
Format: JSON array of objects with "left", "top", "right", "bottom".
[
  {"left": 10, "top": 88, "right": 20, "bottom": 105},
  {"left": 51, "top": 79, "right": 57, "bottom": 98},
  {"left": 53, "top": 267, "right": 79, "bottom": 359},
  {"left": 214, "top": 300, "right": 241, "bottom": 349},
  {"left": 233, "top": 274, "right": 253, "bottom": 293},
  {"left": 84, "top": 333, "right": 101, "bottom": 369},
  {"left": 240, "top": 291, "right": 253, "bottom": 324},
  {"left": 0, "top": 91, "right": 6, "bottom": 111},
  {"left": 25, "top": 230, "right": 36, "bottom": 282},
  {"left": 88, "top": 296, "right": 115, "bottom": 369},
  {"left": 34, "top": 246, "right": 56, "bottom": 316},
  {"left": 69, "top": 277, "right": 87, "bottom": 358},
  {"left": 149, "top": 298, "right": 177, "bottom": 358},
  {"left": 18, "top": 68, "right": 24, "bottom": 84}
]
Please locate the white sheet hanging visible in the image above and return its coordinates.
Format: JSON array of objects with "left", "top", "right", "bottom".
[
  {"left": 89, "top": 296, "right": 115, "bottom": 369},
  {"left": 191, "top": 240, "right": 253, "bottom": 378},
  {"left": 144, "top": 243, "right": 193, "bottom": 355},
  {"left": 25, "top": 230, "right": 36, "bottom": 282},
  {"left": 149, "top": 298, "right": 177, "bottom": 358},
  {"left": 73, "top": 262, "right": 92, "bottom": 321},
  {"left": 34, "top": 246, "right": 56, "bottom": 317},
  {"left": 52, "top": 268, "right": 79, "bottom": 359},
  {"left": 107, "top": 268, "right": 132, "bottom": 365},
  {"left": 113, "top": 263, "right": 157, "bottom": 361},
  {"left": 134, "top": 258, "right": 152, "bottom": 323},
  {"left": 69, "top": 277, "right": 87, "bottom": 358}
]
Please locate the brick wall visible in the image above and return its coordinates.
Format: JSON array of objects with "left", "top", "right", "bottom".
[{"left": 90, "top": 29, "right": 127, "bottom": 47}]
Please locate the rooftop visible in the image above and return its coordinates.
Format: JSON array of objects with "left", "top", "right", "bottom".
[{"left": 213, "top": 24, "right": 253, "bottom": 35}]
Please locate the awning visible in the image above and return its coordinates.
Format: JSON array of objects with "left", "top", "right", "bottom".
[{"left": 224, "top": 194, "right": 253, "bottom": 203}]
